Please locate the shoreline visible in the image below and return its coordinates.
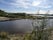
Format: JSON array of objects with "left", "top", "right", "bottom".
[
  {"left": 0, "top": 17, "right": 21, "bottom": 22},
  {"left": 0, "top": 16, "right": 53, "bottom": 22}
]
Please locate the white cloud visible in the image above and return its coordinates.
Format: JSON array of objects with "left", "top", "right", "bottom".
[
  {"left": 11, "top": 0, "right": 51, "bottom": 9},
  {"left": 32, "top": 1, "right": 42, "bottom": 6},
  {"left": 1, "top": 0, "right": 52, "bottom": 9},
  {"left": 39, "top": 10, "right": 47, "bottom": 14},
  {"left": 24, "top": 10, "right": 53, "bottom": 14},
  {"left": 49, "top": 10, "right": 53, "bottom": 14},
  {"left": 37, "top": 10, "right": 53, "bottom": 14},
  {"left": 39, "top": 5, "right": 52, "bottom": 8},
  {"left": 10, "top": 0, "right": 45, "bottom": 8},
  {"left": 0, "top": 0, "right": 53, "bottom": 13},
  {"left": 10, "top": 0, "right": 31, "bottom": 8}
]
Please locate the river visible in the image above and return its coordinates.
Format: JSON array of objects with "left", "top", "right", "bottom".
[{"left": 0, "top": 19, "right": 53, "bottom": 33}]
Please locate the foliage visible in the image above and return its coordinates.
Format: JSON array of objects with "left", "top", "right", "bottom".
[
  {"left": 0, "top": 10, "right": 26, "bottom": 18},
  {"left": 0, "top": 32, "right": 8, "bottom": 38}
]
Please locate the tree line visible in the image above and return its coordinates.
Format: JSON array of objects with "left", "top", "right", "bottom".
[{"left": 0, "top": 10, "right": 27, "bottom": 18}]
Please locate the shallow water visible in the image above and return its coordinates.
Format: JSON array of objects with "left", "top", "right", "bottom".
[{"left": 0, "top": 19, "right": 53, "bottom": 33}]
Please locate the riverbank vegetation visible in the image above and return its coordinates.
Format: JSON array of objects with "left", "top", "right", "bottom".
[
  {"left": 0, "top": 10, "right": 33, "bottom": 19},
  {"left": 0, "top": 28, "right": 52, "bottom": 40},
  {"left": 0, "top": 10, "right": 25, "bottom": 18},
  {"left": 0, "top": 10, "right": 49, "bottom": 20}
]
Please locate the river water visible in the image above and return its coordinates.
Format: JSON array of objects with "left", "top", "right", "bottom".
[{"left": 0, "top": 19, "right": 53, "bottom": 33}]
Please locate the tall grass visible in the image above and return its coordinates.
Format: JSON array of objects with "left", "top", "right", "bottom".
[{"left": 23, "top": 10, "right": 52, "bottom": 40}]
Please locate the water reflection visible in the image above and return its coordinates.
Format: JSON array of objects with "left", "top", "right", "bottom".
[
  {"left": 0, "top": 19, "right": 33, "bottom": 33},
  {"left": 0, "top": 19, "right": 53, "bottom": 33}
]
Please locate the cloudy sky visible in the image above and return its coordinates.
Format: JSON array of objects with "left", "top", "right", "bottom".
[{"left": 0, "top": 0, "right": 53, "bottom": 14}]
